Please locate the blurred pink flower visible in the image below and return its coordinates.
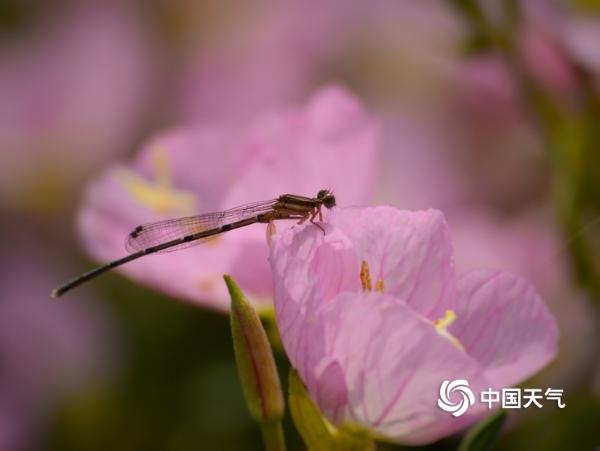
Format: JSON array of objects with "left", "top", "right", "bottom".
[
  {"left": 177, "top": 2, "right": 339, "bottom": 123},
  {"left": 509, "top": 0, "right": 600, "bottom": 100},
  {"left": 375, "top": 112, "right": 467, "bottom": 211},
  {"left": 561, "top": 15, "right": 600, "bottom": 94},
  {"left": 0, "top": 237, "right": 113, "bottom": 450},
  {"left": 78, "top": 86, "right": 379, "bottom": 310},
  {"left": 477, "top": 0, "right": 581, "bottom": 89},
  {"left": 516, "top": 1, "right": 578, "bottom": 100},
  {"left": 450, "top": 210, "right": 566, "bottom": 296},
  {"left": 563, "top": 18, "right": 600, "bottom": 73},
  {"left": 177, "top": 0, "right": 463, "bottom": 122},
  {"left": 270, "top": 206, "right": 558, "bottom": 444},
  {"left": 442, "top": 55, "right": 547, "bottom": 210},
  {"left": 0, "top": 3, "right": 154, "bottom": 212}
]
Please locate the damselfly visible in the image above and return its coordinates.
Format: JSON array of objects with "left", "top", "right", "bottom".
[{"left": 51, "top": 190, "right": 336, "bottom": 297}]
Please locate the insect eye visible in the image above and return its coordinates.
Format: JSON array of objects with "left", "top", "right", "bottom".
[{"left": 323, "top": 195, "right": 336, "bottom": 208}]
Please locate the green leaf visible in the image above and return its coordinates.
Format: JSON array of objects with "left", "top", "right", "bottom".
[{"left": 458, "top": 410, "right": 508, "bottom": 451}]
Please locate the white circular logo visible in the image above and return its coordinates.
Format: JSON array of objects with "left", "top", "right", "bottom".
[{"left": 437, "top": 379, "right": 475, "bottom": 417}]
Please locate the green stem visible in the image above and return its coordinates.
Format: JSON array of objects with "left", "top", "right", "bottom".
[{"left": 259, "top": 421, "right": 286, "bottom": 451}]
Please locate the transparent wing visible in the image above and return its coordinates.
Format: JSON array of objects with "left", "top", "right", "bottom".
[{"left": 125, "top": 198, "right": 278, "bottom": 254}]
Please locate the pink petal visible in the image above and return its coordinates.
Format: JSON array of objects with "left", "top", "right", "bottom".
[
  {"left": 270, "top": 223, "right": 359, "bottom": 357},
  {"left": 450, "top": 270, "right": 558, "bottom": 388},
  {"left": 296, "top": 292, "right": 491, "bottom": 445},
  {"left": 132, "top": 126, "right": 244, "bottom": 209},
  {"left": 78, "top": 160, "right": 249, "bottom": 311},
  {"left": 329, "top": 206, "right": 457, "bottom": 320},
  {"left": 222, "top": 85, "right": 379, "bottom": 208}
]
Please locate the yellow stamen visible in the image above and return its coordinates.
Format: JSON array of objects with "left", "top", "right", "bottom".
[
  {"left": 375, "top": 279, "right": 385, "bottom": 293},
  {"left": 116, "top": 146, "right": 197, "bottom": 216},
  {"left": 360, "top": 261, "right": 372, "bottom": 292},
  {"left": 433, "top": 310, "right": 464, "bottom": 351}
]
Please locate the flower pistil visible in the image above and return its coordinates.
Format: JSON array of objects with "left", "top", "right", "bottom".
[{"left": 433, "top": 310, "right": 464, "bottom": 351}]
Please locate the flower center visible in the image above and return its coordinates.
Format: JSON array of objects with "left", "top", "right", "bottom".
[
  {"left": 117, "top": 147, "right": 197, "bottom": 216},
  {"left": 359, "top": 261, "right": 385, "bottom": 293},
  {"left": 433, "top": 310, "right": 464, "bottom": 351},
  {"left": 359, "top": 262, "right": 463, "bottom": 351}
]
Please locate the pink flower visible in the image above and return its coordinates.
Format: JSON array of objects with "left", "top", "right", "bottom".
[
  {"left": 270, "top": 206, "right": 558, "bottom": 444},
  {"left": 563, "top": 18, "right": 600, "bottom": 73},
  {"left": 78, "top": 86, "right": 379, "bottom": 310},
  {"left": 0, "top": 3, "right": 153, "bottom": 213}
]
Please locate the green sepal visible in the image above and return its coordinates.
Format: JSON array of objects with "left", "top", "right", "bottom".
[
  {"left": 289, "top": 368, "right": 336, "bottom": 451},
  {"left": 289, "top": 368, "right": 374, "bottom": 451}
]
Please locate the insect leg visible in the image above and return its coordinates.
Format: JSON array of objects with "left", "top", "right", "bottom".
[{"left": 309, "top": 208, "right": 325, "bottom": 234}]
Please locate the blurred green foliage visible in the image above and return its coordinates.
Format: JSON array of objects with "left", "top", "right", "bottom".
[
  {"left": 46, "top": 275, "right": 308, "bottom": 451},
  {"left": 47, "top": 277, "right": 265, "bottom": 451}
]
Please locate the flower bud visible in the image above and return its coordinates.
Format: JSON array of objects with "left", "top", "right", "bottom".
[{"left": 225, "top": 274, "right": 284, "bottom": 423}]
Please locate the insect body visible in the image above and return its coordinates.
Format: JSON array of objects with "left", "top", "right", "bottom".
[{"left": 52, "top": 190, "right": 336, "bottom": 297}]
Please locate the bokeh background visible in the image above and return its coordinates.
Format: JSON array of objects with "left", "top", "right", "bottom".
[{"left": 1, "top": 0, "right": 599, "bottom": 450}]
